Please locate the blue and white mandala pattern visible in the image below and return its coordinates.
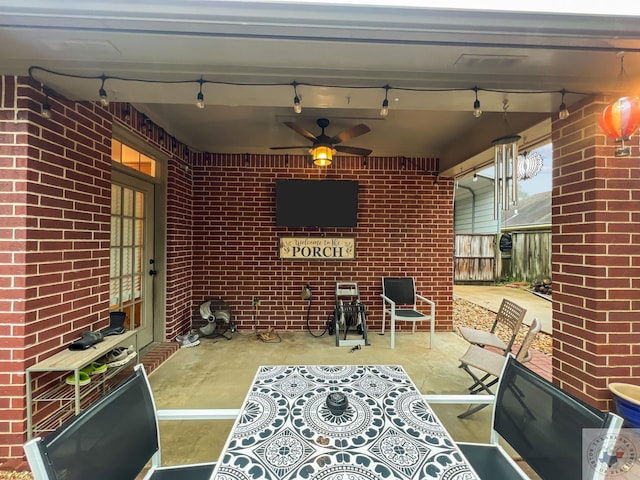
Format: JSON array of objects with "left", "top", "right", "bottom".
[{"left": 215, "top": 365, "right": 478, "bottom": 480}]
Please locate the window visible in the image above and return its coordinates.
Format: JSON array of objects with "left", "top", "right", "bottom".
[{"left": 111, "top": 139, "right": 157, "bottom": 177}]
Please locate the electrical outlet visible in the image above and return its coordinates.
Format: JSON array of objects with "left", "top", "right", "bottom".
[{"left": 252, "top": 296, "right": 261, "bottom": 306}]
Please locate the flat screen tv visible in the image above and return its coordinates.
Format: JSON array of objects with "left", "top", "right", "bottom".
[{"left": 276, "top": 179, "right": 358, "bottom": 228}]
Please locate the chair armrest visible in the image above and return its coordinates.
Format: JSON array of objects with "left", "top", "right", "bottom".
[
  {"left": 422, "top": 394, "right": 495, "bottom": 405},
  {"left": 416, "top": 294, "right": 435, "bottom": 307},
  {"left": 156, "top": 408, "right": 241, "bottom": 421},
  {"left": 380, "top": 294, "right": 396, "bottom": 308}
]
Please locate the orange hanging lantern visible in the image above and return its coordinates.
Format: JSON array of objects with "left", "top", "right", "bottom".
[
  {"left": 599, "top": 96, "right": 640, "bottom": 156},
  {"left": 599, "top": 96, "right": 640, "bottom": 139}
]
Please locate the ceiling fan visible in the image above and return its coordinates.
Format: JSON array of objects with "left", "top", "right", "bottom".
[{"left": 270, "top": 118, "right": 373, "bottom": 162}]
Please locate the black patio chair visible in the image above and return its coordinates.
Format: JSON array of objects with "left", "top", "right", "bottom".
[
  {"left": 380, "top": 276, "right": 435, "bottom": 349},
  {"left": 423, "top": 356, "right": 623, "bottom": 480},
  {"left": 24, "top": 364, "right": 239, "bottom": 480}
]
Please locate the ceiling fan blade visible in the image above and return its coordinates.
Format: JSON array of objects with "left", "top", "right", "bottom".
[
  {"left": 331, "top": 124, "right": 370, "bottom": 144},
  {"left": 284, "top": 122, "right": 318, "bottom": 141},
  {"left": 335, "top": 145, "right": 372, "bottom": 156},
  {"left": 270, "top": 146, "right": 310, "bottom": 150}
]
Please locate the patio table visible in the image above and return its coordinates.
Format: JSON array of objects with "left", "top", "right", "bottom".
[{"left": 211, "top": 365, "right": 479, "bottom": 480}]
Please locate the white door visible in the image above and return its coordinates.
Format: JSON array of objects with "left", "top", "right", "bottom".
[{"left": 110, "top": 173, "right": 155, "bottom": 347}]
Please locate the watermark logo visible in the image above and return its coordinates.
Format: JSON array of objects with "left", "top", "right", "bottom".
[{"left": 584, "top": 429, "right": 640, "bottom": 478}]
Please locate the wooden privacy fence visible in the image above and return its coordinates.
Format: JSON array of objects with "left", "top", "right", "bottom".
[
  {"left": 454, "top": 230, "right": 551, "bottom": 283},
  {"left": 454, "top": 234, "right": 496, "bottom": 282},
  {"left": 506, "top": 229, "right": 551, "bottom": 282}
]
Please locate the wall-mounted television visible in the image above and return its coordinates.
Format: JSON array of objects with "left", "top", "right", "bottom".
[{"left": 276, "top": 179, "right": 359, "bottom": 228}]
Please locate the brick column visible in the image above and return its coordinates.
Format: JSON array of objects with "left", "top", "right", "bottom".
[{"left": 552, "top": 94, "right": 640, "bottom": 410}]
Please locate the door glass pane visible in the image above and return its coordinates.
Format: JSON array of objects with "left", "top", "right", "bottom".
[
  {"left": 134, "top": 246, "right": 142, "bottom": 274},
  {"left": 122, "top": 275, "right": 132, "bottom": 302},
  {"left": 123, "top": 218, "right": 133, "bottom": 246},
  {"left": 134, "top": 274, "right": 142, "bottom": 300},
  {"left": 110, "top": 248, "right": 120, "bottom": 278},
  {"left": 122, "top": 246, "right": 133, "bottom": 275},
  {"left": 135, "top": 220, "right": 144, "bottom": 247},
  {"left": 123, "top": 188, "right": 133, "bottom": 217},
  {"left": 110, "top": 278, "right": 120, "bottom": 310},
  {"left": 135, "top": 191, "right": 144, "bottom": 218},
  {"left": 110, "top": 217, "right": 121, "bottom": 247},
  {"left": 111, "top": 184, "right": 121, "bottom": 214}
]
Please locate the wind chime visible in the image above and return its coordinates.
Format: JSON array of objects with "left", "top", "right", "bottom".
[{"left": 492, "top": 101, "right": 521, "bottom": 220}]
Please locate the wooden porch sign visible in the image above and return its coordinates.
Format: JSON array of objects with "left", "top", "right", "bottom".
[{"left": 279, "top": 237, "right": 355, "bottom": 260}]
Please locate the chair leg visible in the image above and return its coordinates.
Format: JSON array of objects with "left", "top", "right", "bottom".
[
  {"left": 457, "top": 364, "right": 495, "bottom": 419},
  {"left": 430, "top": 317, "right": 434, "bottom": 349},
  {"left": 381, "top": 310, "right": 386, "bottom": 334},
  {"left": 390, "top": 317, "right": 395, "bottom": 349}
]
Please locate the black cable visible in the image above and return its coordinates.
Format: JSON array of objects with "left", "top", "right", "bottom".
[
  {"left": 306, "top": 296, "right": 328, "bottom": 338},
  {"left": 28, "top": 65, "right": 591, "bottom": 101}
]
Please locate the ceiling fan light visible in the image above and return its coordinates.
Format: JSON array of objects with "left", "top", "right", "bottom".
[{"left": 311, "top": 145, "right": 334, "bottom": 166}]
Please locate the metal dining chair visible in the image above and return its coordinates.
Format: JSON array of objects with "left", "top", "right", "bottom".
[
  {"left": 380, "top": 276, "right": 435, "bottom": 349},
  {"left": 423, "top": 356, "right": 624, "bottom": 480},
  {"left": 24, "top": 364, "right": 239, "bottom": 480}
]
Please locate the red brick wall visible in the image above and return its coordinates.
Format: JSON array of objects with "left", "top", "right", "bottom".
[
  {"left": 0, "top": 78, "right": 193, "bottom": 459},
  {"left": 0, "top": 76, "right": 452, "bottom": 460},
  {"left": 165, "top": 149, "right": 194, "bottom": 340},
  {"left": 0, "top": 76, "right": 112, "bottom": 458},
  {"left": 190, "top": 153, "right": 454, "bottom": 334},
  {"left": 551, "top": 94, "right": 640, "bottom": 409}
]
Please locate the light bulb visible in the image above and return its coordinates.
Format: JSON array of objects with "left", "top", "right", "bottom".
[
  {"left": 196, "top": 91, "right": 205, "bottom": 109},
  {"left": 99, "top": 87, "right": 109, "bottom": 106},
  {"left": 380, "top": 98, "right": 389, "bottom": 117},
  {"left": 473, "top": 99, "right": 482, "bottom": 118},
  {"left": 558, "top": 103, "right": 570, "bottom": 120},
  {"left": 42, "top": 102, "right": 52, "bottom": 119},
  {"left": 473, "top": 173, "right": 478, "bottom": 182},
  {"left": 293, "top": 95, "right": 302, "bottom": 114}
]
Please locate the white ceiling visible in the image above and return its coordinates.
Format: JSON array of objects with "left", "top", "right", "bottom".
[{"left": 1, "top": 1, "right": 639, "bottom": 176}]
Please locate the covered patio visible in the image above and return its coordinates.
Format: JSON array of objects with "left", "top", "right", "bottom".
[{"left": 0, "top": 0, "right": 639, "bottom": 466}]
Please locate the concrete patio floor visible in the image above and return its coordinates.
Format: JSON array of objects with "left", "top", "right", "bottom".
[
  {"left": 146, "top": 285, "right": 552, "bottom": 476},
  {"left": 149, "top": 330, "right": 507, "bottom": 469}
]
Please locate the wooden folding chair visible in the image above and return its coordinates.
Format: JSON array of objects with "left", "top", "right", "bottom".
[
  {"left": 457, "top": 317, "right": 541, "bottom": 418},
  {"left": 458, "top": 298, "right": 526, "bottom": 354}
]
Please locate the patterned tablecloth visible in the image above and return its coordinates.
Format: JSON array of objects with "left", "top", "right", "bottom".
[{"left": 212, "top": 365, "right": 479, "bottom": 480}]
